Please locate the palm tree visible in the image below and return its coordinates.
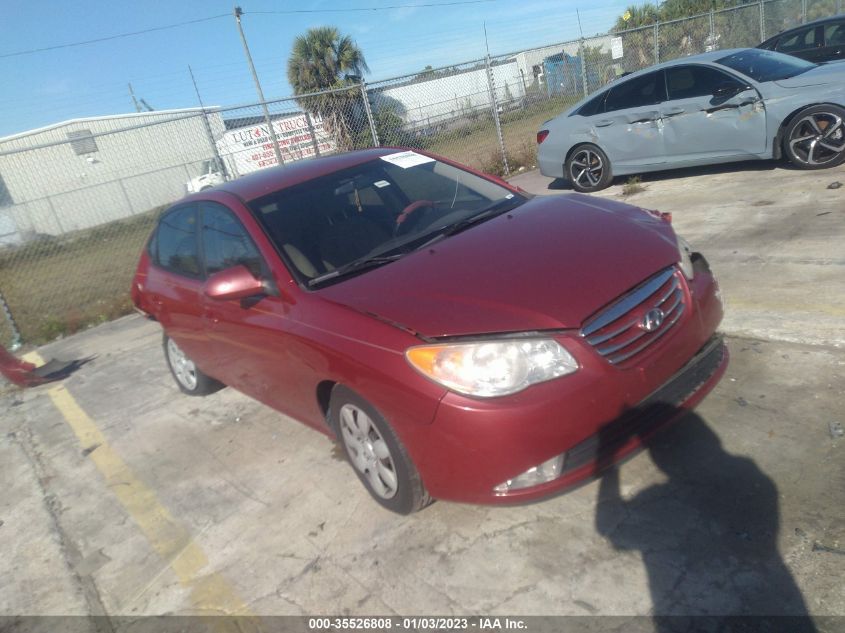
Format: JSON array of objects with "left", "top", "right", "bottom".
[
  {"left": 287, "top": 27, "right": 370, "bottom": 149},
  {"left": 613, "top": 4, "right": 661, "bottom": 70}
]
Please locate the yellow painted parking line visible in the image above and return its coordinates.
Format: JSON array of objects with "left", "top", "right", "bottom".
[{"left": 24, "top": 351, "right": 256, "bottom": 623}]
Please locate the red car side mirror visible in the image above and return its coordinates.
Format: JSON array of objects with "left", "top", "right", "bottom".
[{"left": 204, "top": 265, "right": 265, "bottom": 301}]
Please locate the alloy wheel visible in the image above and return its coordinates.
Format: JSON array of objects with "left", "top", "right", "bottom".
[
  {"left": 570, "top": 148, "right": 605, "bottom": 188},
  {"left": 166, "top": 338, "right": 198, "bottom": 391},
  {"left": 338, "top": 403, "right": 398, "bottom": 499},
  {"left": 788, "top": 112, "right": 845, "bottom": 166}
]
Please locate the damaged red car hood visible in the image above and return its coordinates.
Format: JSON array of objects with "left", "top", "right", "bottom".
[{"left": 318, "top": 193, "right": 681, "bottom": 338}]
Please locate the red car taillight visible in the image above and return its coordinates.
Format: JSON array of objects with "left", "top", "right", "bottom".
[{"left": 537, "top": 130, "right": 549, "bottom": 144}]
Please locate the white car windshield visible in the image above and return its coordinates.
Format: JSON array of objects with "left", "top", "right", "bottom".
[{"left": 716, "top": 49, "right": 816, "bottom": 82}]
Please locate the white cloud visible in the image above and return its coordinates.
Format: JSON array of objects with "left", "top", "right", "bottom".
[
  {"left": 389, "top": 5, "right": 421, "bottom": 22},
  {"left": 38, "top": 77, "right": 73, "bottom": 96}
]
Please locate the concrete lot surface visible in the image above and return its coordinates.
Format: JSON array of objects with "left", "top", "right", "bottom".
[{"left": 2, "top": 160, "right": 844, "bottom": 624}]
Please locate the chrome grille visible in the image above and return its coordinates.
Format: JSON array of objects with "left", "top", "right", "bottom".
[{"left": 581, "top": 267, "right": 686, "bottom": 365}]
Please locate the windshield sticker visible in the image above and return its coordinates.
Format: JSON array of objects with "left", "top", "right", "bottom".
[
  {"left": 380, "top": 151, "right": 435, "bottom": 169},
  {"left": 373, "top": 180, "right": 391, "bottom": 188},
  {"left": 505, "top": 193, "right": 514, "bottom": 199}
]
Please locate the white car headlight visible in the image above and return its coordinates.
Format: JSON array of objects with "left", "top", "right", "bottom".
[
  {"left": 676, "top": 234, "right": 694, "bottom": 280},
  {"left": 406, "top": 338, "right": 578, "bottom": 397}
]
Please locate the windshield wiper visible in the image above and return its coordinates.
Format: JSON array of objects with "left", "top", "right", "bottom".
[
  {"left": 417, "top": 197, "right": 521, "bottom": 248},
  {"left": 307, "top": 253, "right": 405, "bottom": 287}
]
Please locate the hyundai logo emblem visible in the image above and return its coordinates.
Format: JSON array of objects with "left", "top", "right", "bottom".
[{"left": 641, "top": 308, "right": 665, "bottom": 332}]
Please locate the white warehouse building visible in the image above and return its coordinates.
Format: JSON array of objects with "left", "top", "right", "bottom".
[
  {"left": 0, "top": 108, "right": 224, "bottom": 242},
  {"left": 370, "top": 61, "right": 529, "bottom": 131}
]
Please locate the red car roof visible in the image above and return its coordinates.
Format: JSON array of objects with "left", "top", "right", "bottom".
[{"left": 215, "top": 147, "right": 403, "bottom": 202}]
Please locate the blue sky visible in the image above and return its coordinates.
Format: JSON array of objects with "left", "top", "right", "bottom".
[{"left": 0, "top": 0, "right": 628, "bottom": 138}]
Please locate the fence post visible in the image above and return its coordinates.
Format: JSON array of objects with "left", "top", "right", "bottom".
[
  {"left": 654, "top": 22, "right": 660, "bottom": 64},
  {"left": 759, "top": 0, "right": 765, "bottom": 42},
  {"left": 304, "top": 112, "right": 321, "bottom": 157},
  {"left": 182, "top": 164, "right": 193, "bottom": 187},
  {"left": 485, "top": 54, "right": 510, "bottom": 175},
  {"left": 801, "top": 0, "right": 807, "bottom": 23},
  {"left": 46, "top": 196, "right": 64, "bottom": 235},
  {"left": 0, "top": 289, "right": 22, "bottom": 350},
  {"left": 117, "top": 178, "right": 135, "bottom": 216},
  {"left": 360, "top": 82, "right": 379, "bottom": 147},
  {"left": 709, "top": 9, "right": 715, "bottom": 50},
  {"left": 201, "top": 109, "right": 227, "bottom": 180},
  {"left": 578, "top": 39, "right": 588, "bottom": 98}
]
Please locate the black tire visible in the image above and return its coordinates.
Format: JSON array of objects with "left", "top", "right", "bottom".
[
  {"left": 566, "top": 143, "right": 613, "bottom": 193},
  {"left": 782, "top": 104, "right": 845, "bottom": 170},
  {"left": 162, "top": 334, "right": 224, "bottom": 396},
  {"left": 329, "top": 385, "right": 431, "bottom": 514}
]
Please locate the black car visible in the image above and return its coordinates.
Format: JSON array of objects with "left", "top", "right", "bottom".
[{"left": 758, "top": 14, "right": 845, "bottom": 63}]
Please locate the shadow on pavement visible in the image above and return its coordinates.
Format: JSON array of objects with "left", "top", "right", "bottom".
[
  {"left": 594, "top": 406, "right": 816, "bottom": 632},
  {"left": 0, "top": 347, "right": 93, "bottom": 388}
]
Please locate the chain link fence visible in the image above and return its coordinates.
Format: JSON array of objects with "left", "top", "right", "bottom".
[
  {"left": 0, "top": 0, "right": 842, "bottom": 348},
  {"left": 0, "top": 86, "right": 371, "bottom": 348}
]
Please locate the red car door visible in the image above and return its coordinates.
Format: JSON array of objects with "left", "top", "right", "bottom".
[
  {"left": 197, "top": 200, "right": 321, "bottom": 426},
  {"left": 145, "top": 204, "right": 211, "bottom": 369}
]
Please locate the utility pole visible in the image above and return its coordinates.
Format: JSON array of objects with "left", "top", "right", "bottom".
[
  {"left": 483, "top": 22, "right": 509, "bottom": 175},
  {"left": 189, "top": 65, "right": 227, "bottom": 179},
  {"left": 128, "top": 83, "right": 141, "bottom": 112},
  {"left": 576, "top": 9, "right": 589, "bottom": 98},
  {"left": 233, "top": 6, "right": 284, "bottom": 166}
]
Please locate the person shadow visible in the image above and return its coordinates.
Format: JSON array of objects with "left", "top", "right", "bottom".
[{"left": 594, "top": 405, "right": 816, "bottom": 632}]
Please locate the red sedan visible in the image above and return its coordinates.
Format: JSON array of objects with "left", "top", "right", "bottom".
[{"left": 131, "top": 148, "right": 727, "bottom": 514}]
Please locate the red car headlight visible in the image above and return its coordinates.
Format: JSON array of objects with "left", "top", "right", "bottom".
[{"left": 406, "top": 338, "right": 578, "bottom": 397}]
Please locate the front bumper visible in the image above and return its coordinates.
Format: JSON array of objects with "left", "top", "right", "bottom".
[
  {"left": 555, "top": 335, "right": 727, "bottom": 479},
  {"left": 412, "top": 265, "right": 727, "bottom": 504}
]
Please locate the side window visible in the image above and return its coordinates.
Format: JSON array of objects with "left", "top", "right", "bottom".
[
  {"left": 824, "top": 21, "right": 845, "bottom": 46},
  {"left": 200, "top": 202, "right": 264, "bottom": 277},
  {"left": 604, "top": 71, "right": 665, "bottom": 112},
  {"left": 666, "top": 65, "right": 745, "bottom": 100},
  {"left": 777, "top": 26, "right": 817, "bottom": 52},
  {"left": 155, "top": 206, "right": 201, "bottom": 278},
  {"left": 578, "top": 92, "right": 607, "bottom": 116}
]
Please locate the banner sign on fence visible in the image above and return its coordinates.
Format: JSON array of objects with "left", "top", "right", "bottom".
[{"left": 216, "top": 113, "right": 336, "bottom": 176}]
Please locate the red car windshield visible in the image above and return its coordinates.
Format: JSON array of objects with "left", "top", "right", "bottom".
[{"left": 247, "top": 153, "right": 526, "bottom": 286}]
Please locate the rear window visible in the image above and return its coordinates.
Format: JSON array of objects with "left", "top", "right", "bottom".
[{"left": 577, "top": 92, "right": 607, "bottom": 116}]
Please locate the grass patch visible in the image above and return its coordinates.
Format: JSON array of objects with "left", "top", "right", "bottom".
[
  {"left": 622, "top": 176, "right": 645, "bottom": 197},
  {"left": 0, "top": 207, "right": 162, "bottom": 346},
  {"left": 425, "top": 96, "right": 577, "bottom": 176}
]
